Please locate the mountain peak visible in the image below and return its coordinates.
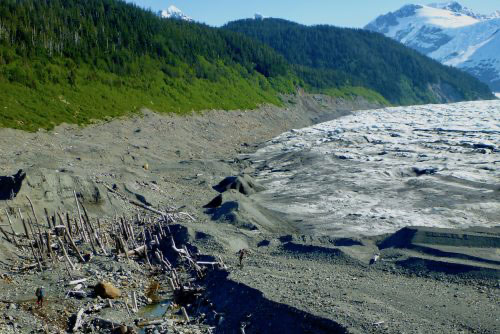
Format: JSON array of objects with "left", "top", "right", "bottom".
[
  {"left": 428, "top": 1, "right": 464, "bottom": 11},
  {"left": 428, "top": 2, "right": 479, "bottom": 17},
  {"left": 487, "top": 10, "right": 500, "bottom": 19},
  {"left": 159, "top": 5, "right": 192, "bottom": 21},
  {"left": 365, "top": 2, "right": 500, "bottom": 92}
]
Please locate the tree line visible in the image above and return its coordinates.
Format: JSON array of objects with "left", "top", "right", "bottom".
[{"left": 224, "top": 18, "right": 494, "bottom": 104}]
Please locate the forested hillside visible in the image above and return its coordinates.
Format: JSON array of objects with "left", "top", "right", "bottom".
[
  {"left": 0, "top": 1, "right": 494, "bottom": 131},
  {"left": 224, "top": 19, "right": 494, "bottom": 105},
  {"left": 0, "top": 0, "right": 297, "bottom": 131}
]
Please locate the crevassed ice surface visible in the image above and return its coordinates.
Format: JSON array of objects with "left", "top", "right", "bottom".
[{"left": 250, "top": 100, "right": 500, "bottom": 236}]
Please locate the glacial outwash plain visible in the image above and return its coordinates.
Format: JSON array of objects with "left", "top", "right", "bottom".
[
  {"left": 0, "top": 94, "right": 498, "bottom": 334},
  {"left": 0, "top": 0, "right": 499, "bottom": 333}
]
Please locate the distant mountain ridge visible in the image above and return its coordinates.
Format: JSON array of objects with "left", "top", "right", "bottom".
[
  {"left": 225, "top": 18, "right": 494, "bottom": 105},
  {"left": 365, "top": 1, "right": 500, "bottom": 91}
]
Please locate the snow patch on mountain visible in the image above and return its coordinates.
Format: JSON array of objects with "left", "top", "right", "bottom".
[
  {"left": 159, "top": 5, "right": 192, "bottom": 21},
  {"left": 366, "top": 2, "right": 500, "bottom": 92}
]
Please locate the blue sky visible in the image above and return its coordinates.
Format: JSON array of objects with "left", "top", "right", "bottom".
[{"left": 126, "top": 1, "right": 500, "bottom": 27}]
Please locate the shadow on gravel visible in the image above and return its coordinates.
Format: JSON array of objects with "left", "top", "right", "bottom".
[
  {"left": 281, "top": 242, "right": 361, "bottom": 265},
  {"left": 204, "top": 270, "right": 347, "bottom": 334},
  {"left": 397, "top": 257, "right": 500, "bottom": 280}
]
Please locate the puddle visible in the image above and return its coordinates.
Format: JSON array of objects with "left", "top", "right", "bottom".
[
  {"left": 137, "top": 299, "right": 171, "bottom": 334},
  {"left": 139, "top": 299, "right": 171, "bottom": 319}
]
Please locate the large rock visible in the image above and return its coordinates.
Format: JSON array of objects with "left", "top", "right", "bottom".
[
  {"left": 94, "top": 282, "right": 121, "bottom": 299},
  {"left": 0, "top": 170, "right": 26, "bottom": 200},
  {"left": 213, "top": 174, "right": 265, "bottom": 195}
]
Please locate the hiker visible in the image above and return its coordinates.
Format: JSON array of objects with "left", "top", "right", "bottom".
[
  {"left": 35, "top": 286, "right": 45, "bottom": 307},
  {"left": 238, "top": 249, "right": 249, "bottom": 268},
  {"left": 369, "top": 253, "right": 380, "bottom": 265}
]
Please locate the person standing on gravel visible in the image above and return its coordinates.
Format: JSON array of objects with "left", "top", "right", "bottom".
[
  {"left": 369, "top": 253, "right": 380, "bottom": 265},
  {"left": 35, "top": 286, "right": 45, "bottom": 307},
  {"left": 238, "top": 249, "right": 249, "bottom": 268}
]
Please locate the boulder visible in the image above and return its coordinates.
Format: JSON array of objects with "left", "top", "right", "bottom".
[
  {"left": 94, "top": 282, "right": 121, "bottom": 299},
  {"left": 213, "top": 174, "right": 265, "bottom": 195},
  {"left": 0, "top": 169, "right": 26, "bottom": 200}
]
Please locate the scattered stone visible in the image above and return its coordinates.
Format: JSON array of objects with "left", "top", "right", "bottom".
[
  {"left": 412, "top": 167, "right": 437, "bottom": 176},
  {"left": 95, "top": 282, "right": 122, "bottom": 299}
]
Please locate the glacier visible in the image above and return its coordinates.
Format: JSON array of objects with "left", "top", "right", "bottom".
[{"left": 248, "top": 100, "right": 500, "bottom": 237}]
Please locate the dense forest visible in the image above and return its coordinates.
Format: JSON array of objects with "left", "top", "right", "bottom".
[
  {"left": 0, "top": 1, "right": 494, "bottom": 131},
  {"left": 0, "top": 0, "right": 298, "bottom": 130},
  {"left": 224, "top": 18, "right": 494, "bottom": 105}
]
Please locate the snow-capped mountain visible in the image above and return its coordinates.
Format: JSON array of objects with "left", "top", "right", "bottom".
[
  {"left": 365, "top": 2, "right": 500, "bottom": 92},
  {"left": 159, "top": 5, "right": 192, "bottom": 21}
]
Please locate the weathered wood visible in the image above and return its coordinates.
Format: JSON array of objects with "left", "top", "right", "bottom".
[
  {"left": 73, "top": 217, "right": 80, "bottom": 237},
  {"left": 29, "top": 240, "right": 42, "bottom": 271},
  {"left": 91, "top": 317, "right": 122, "bottom": 330},
  {"left": 197, "top": 261, "right": 219, "bottom": 266},
  {"left": 38, "top": 230, "right": 46, "bottom": 261},
  {"left": 128, "top": 222, "right": 136, "bottom": 244},
  {"left": 118, "top": 235, "right": 130, "bottom": 260},
  {"left": 66, "top": 290, "right": 86, "bottom": 299},
  {"left": 68, "top": 278, "right": 88, "bottom": 285},
  {"left": 66, "top": 213, "right": 72, "bottom": 236},
  {"left": 136, "top": 319, "right": 164, "bottom": 327},
  {"left": 181, "top": 306, "right": 190, "bottom": 322},
  {"left": 125, "top": 300, "right": 131, "bottom": 316},
  {"left": 104, "top": 184, "right": 168, "bottom": 216},
  {"left": 73, "top": 190, "right": 89, "bottom": 242},
  {"left": 83, "top": 220, "right": 98, "bottom": 254},
  {"left": 168, "top": 277, "right": 177, "bottom": 291},
  {"left": 63, "top": 260, "right": 74, "bottom": 279},
  {"left": 118, "top": 245, "right": 145, "bottom": 257},
  {"left": 4, "top": 209, "right": 17, "bottom": 245},
  {"left": 57, "top": 236, "right": 75, "bottom": 271},
  {"left": 132, "top": 291, "right": 138, "bottom": 313},
  {"left": 79, "top": 201, "right": 95, "bottom": 234},
  {"left": 26, "top": 196, "right": 47, "bottom": 259},
  {"left": 94, "top": 230, "right": 108, "bottom": 256},
  {"left": 0, "top": 225, "right": 12, "bottom": 243},
  {"left": 44, "top": 208, "right": 52, "bottom": 229},
  {"left": 22, "top": 218, "right": 30, "bottom": 239},
  {"left": 51, "top": 215, "right": 57, "bottom": 231},
  {"left": 25, "top": 195, "right": 40, "bottom": 226},
  {"left": 171, "top": 237, "right": 188, "bottom": 256},
  {"left": 58, "top": 216, "right": 85, "bottom": 263},
  {"left": 143, "top": 244, "right": 152, "bottom": 269},
  {"left": 217, "top": 255, "right": 228, "bottom": 269},
  {"left": 46, "top": 231, "right": 55, "bottom": 261},
  {"left": 72, "top": 308, "right": 85, "bottom": 332},
  {"left": 26, "top": 218, "right": 43, "bottom": 260}
]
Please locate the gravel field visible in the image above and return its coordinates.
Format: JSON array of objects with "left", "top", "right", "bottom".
[{"left": 0, "top": 94, "right": 498, "bottom": 333}]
